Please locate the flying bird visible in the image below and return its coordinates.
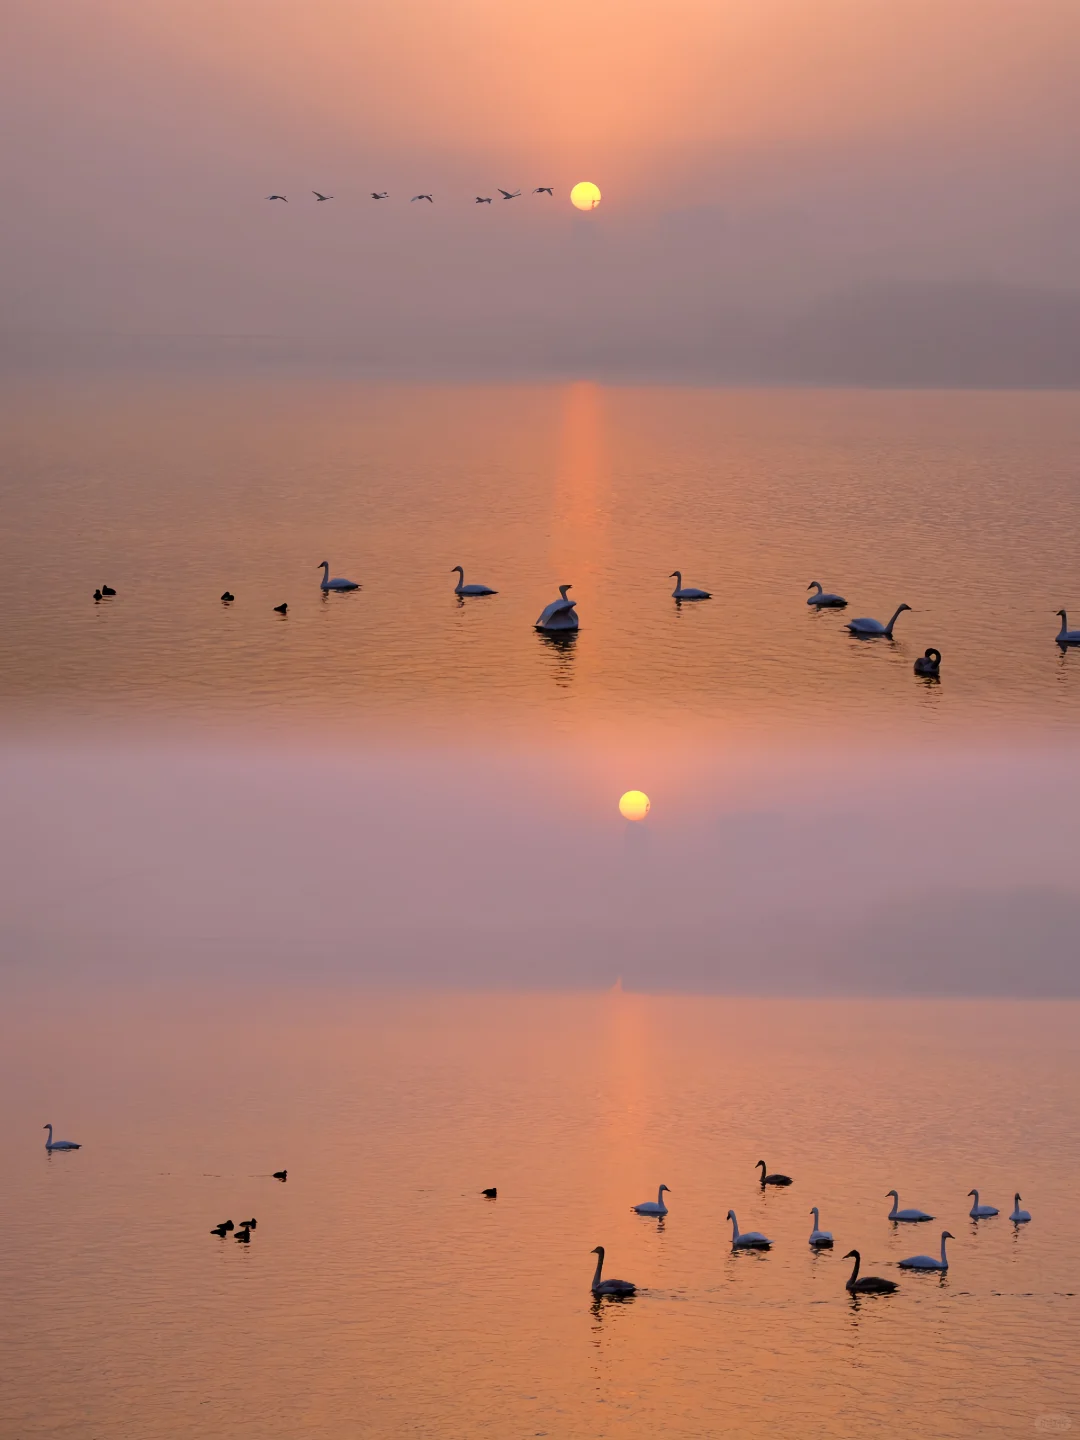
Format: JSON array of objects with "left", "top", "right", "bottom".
[
  {"left": 371, "top": 191, "right": 389, "bottom": 200},
  {"left": 498, "top": 189, "right": 521, "bottom": 199},
  {"left": 411, "top": 194, "right": 434, "bottom": 203},
  {"left": 266, "top": 195, "right": 288, "bottom": 202},
  {"left": 475, "top": 196, "right": 492, "bottom": 204},
  {"left": 312, "top": 191, "right": 334, "bottom": 201},
  {"left": 533, "top": 187, "right": 554, "bottom": 195}
]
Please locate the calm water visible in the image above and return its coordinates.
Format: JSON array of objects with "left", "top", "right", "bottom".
[{"left": 3, "top": 380, "right": 1080, "bottom": 1437}]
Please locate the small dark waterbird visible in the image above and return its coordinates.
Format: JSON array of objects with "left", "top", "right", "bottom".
[
  {"left": 273, "top": 1170, "right": 287, "bottom": 1181},
  {"left": 235, "top": 1224, "right": 252, "bottom": 1243},
  {"left": 101, "top": 584, "right": 116, "bottom": 596},
  {"left": 93, "top": 589, "right": 102, "bottom": 601},
  {"left": 757, "top": 1160, "right": 792, "bottom": 1187},
  {"left": 273, "top": 603, "right": 288, "bottom": 614},
  {"left": 844, "top": 1249, "right": 898, "bottom": 1294},
  {"left": 221, "top": 591, "right": 234, "bottom": 603},
  {"left": 240, "top": 1217, "right": 257, "bottom": 1230},
  {"left": 481, "top": 1187, "right": 497, "bottom": 1198},
  {"left": 211, "top": 1221, "right": 234, "bottom": 1236}
]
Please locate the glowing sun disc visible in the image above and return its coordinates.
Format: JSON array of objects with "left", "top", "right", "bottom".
[
  {"left": 570, "top": 181, "right": 602, "bottom": 211},
  {"left": 619, "top": 790, "right": 650, "bottom": 821}
]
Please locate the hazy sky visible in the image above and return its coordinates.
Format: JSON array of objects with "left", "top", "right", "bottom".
[{"left": 3, "top": 0, "right": 1079, "bottom": 376}]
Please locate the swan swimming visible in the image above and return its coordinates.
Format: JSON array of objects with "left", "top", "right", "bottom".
[
  {"left": 886, "top": 1189, "right": 933, "bottom": 1222},
  {"left": 590, "top": 1246, "right": 636, "bottom": 1295},
  {"left": 844, "top": 1249, "right": 898, "bottom": 1293},
  {"left": 727, "top": 1210, "right": 771, "bottom": 1249},
  {"left": 318, "top": 561, "right": 359, "bottom": 592},
  {"left": 451, "top": 566, "right": 496, "bottom": 596},
  {"left": 914, "top": 648, "right": 941, "bottom": 677},
  {"left": 670, "top": 572, "right": 711, "bottom": 601},
  {"left": 535, "top": 584, "right": 578, "bottom": 633},
  {"left": 899, "top": 1230, "right": 953, "bottom": 1271},
  {"left": 807, "top": 581, "right": 847, "bottom": 608},
  {"left": 1010, "top": 1193, "right": 1031, "bottom": 1223},
  {"left": 1055, "top": 610, "right": 1080, "bottom": 645},
  {"left": 968, "top": 1189, "right": 999, "bottom": 1218},
  {"left": 632, "top": 1185, "right": 670, "bottom": 1216},
  {"left": 847, "top": 604, "right": 910, "bottom": 638},
  {"left": 43, "top": 1124, "right": 80, "bottom": 1151},
  {"left": 808, "top": 1208, "right": 834, "bottom": 1247},
  {"left": 757, "top": 1160, "right": 792, "bottom": 1187}
]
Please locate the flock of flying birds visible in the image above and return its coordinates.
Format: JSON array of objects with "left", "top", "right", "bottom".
[{"left": 265, "top": 187, "right": 555, "bottom": 204}]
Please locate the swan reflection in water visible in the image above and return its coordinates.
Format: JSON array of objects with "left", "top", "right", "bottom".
[{"left": 536, "top": 628, "right": 577, "bottom": 688}]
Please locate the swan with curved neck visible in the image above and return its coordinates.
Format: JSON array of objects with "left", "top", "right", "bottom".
[
  {"left": 632, "top": 1185, "right": 670, "bottom": 1216},
  {"left": 899, "top": 1230, "right": 953, "bottom": 1271},
  {"left": 968, "top": 1189, "right": 998, "bottom": 1218},
  {"left": 43, "top": 1124, "right": 80, "bottom": 1151},
  {"left": 886, "top": 1189, "right": 933, "bottom": 1222},
  {"left": 451, "top": 566, "right": 496, "bottom": 597},
  {"left": 670, "top": 571, "right": 711, "bottom": 601},
  {"left": 807, "top": 581, "right": 847, "bottom": 608},
  {"left": 1010, "top": 1193, "right": 1031, "bottom": 1223},
  {"left": 590, "top": 1246, "right": 636, "bottom": 1295},
  {"left": 535, "top": 584, "right": 578, "bottom": 632},
  {"left": 1056, "top": 610, "right": 1080, "bottom": 645},
  {"left": 757, "top": 1160, "right": 792, "bottom": 1186},
  {"left": 843, "top": 1249, "right": 898, "bottom": 1293},
  {"left": 318, "top": 561, "right": 359, "bottom": 592},
  {"left": 727, "top": 1210, "right": 771, "bottom": 1249},
  {"left": 914, "top": 647, "right": 941, "bottom": 677},
  {"left": 809, "top": 1207, "right": 833, "bottom": 1247},
  {"left": 847, "top": 604, "right": 911, "bottom": 638}
]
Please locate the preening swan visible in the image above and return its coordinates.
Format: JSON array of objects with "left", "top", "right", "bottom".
[
  {"left": 632, "top": 1185, "right": 670, "bottom": 1216},
  {"left": 318, "top": 561, "right": 359, "bottom": 592},
  {"left": 535, "top": 584, "right": 578, "bottom": 633},
  {"left": 886, "top": 1190, "right": 933, "bottom": 1222},
  {"left": 807, "top": 582, "right": 847, "bottom": 608},
  {"left": 590, "top": 1246, "right": 636, "bottom": 1295},
  {"left": 968, "top": 1190, "right": 998, "bottom": 1218},
  {"left": 809, "top": 1208, "right": 834, "bottom": 1247},
  {"left": 43, "top": 1124, "right": 80, "bottom": 1151},
  {"left": 1055, "top": 610, "right": 1080, "bottom": 645},
  {"left": 670, "top": 572, "right": 711, "bottom": 601},
  {"left": 899, "top": 1230, "right": 953, "bottom": 1271},
  {"left": 844, "top": 1250, "right": 898, "bottom": 1293},
  {"left": 727, "top": 1210, "right": 771, "bottom": 1249},
  {"left": 757, "top": 1160, "right": 792, "bottom": 1187},
  {"left": 914, "top": 648, "right": 941, "bottom": 677},
  {"left": 847, "top": 604, "right": 911, "bottom": 638},
  {"left": 451, "top": 566, "right": 496, "bottom": 596},
  {"left": 1010, "top": 1194, "right": 1031, "bottom": 1223}
]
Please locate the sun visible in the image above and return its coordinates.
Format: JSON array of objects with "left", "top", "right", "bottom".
[
  {"left": 570, "top": 181, "right": 602, "bottom": 212},
  {"left": 618, "top": 790, "right": 650, "bottom": 822}
]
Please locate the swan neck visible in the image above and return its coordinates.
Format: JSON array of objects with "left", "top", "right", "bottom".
[
  {"left": 888, "top": 1194, "right": 898, "bottom": 1218},
  {"left": 849, "top": 1252, "right": 861, "bottom": 1283},
  {"left": 884, "top": 606, "right": 905, "bottom": 637},
  {"left": 592, "top": 1253, "right": 603, "bottom": 1287},
  {"left": 941, "top": 1234, "right": 949, "bottom": 1262}
]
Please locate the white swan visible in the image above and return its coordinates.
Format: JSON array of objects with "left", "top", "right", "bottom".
[
  {"left": 809, "top": 1207, "right": 834, "bottom": 1247},
  {"left": 590, "top": 1246, "right": 636, "bottom": 1295},
  {"left": 847, "top": 604, "right": 910, "bottom": 638},
  {"left": 807, "top": 581, "right": 847, "bottom": 608},
  {"left": 1009, "top": 1193, "right": 1031, "bottom": 1223},
  {"left": 886, "top": 1189, "right": 933, "bottom": 1222},
  {"left": 899, "top": 1230, "right": 953, "bottom": 1271},
  {"left": 632, "top": 1185, "right": 670, "bottom": 1216},
  {"left": 451, "top": 566, "right": 496, "bottom": 596},
  {"left": 535, "top": 584, "right": 578, "bottom": 632},
  {"left": 1055, "top": 610, "right": 1080, "bottom": 645},
  {"left": 670, "top": 571, "right": 711, "bottom": 601},
  {"left": 318, "top": 561, "right": 359, "bottom": 592},
  {"left": 968, "top": 1189, "right": 999, "bottom": 1218},
  {"left": 43, "top": 1123, "right": 80, "bottom": 1151},
  {"left": 727, "top": 1209, "right": 771, "bottom": 1249}
]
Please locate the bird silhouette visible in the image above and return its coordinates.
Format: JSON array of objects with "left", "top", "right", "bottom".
[
  {"left": 273, "top": 603, "right": 288, "bottom": 615},
  {"left": 101, "top": 585, "right": 116, "bottom": 596},
  {"left": 266, "top": 195, "right": 288, "bottom": 202},
  {"left": 371, "top": 191, "right": 389, "bottom": 200},
  {"left": 272, "top": 1169, "right": 287, "bottom": 1181},
  {"left": 533, "top": 187, "right": 554, "bottom": 195},
  {"left": 210, "top": 1221, "right": 234, "bottom": 1237},
  {"left": 498, "top": 188, "right": 521, "bottom": 199},
  {"left": 481, "top": 1187, "right": 497, "bottom": 1198},
  {"left": 312, "top": 191, "right": 334, "bottom": 201},
  {"left": 475, "top": 196, "right": 492, "bottom": 204},
  {"left": 411, "top": 194, "right": 434, "bottom": 203},
  {"left": 93, "top": 589, "right": 102, "bottom": 601}
]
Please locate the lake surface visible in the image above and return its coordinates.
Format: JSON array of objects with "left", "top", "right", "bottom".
[{"left": 2, "top": 380, "right": 1079, "bottom": 1436}]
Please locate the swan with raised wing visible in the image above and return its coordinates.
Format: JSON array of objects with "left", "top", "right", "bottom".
[
  {"left": 1056, "top": 610, "right": 1080, "bottom": 645},
  {"left": 844, "top": 1249, "right": 898, "bottom": 1293},
  {"left": 968, "top": 1190, "right": 998, "bottom": 1218},
  {"left": 670, "top": 572, "right": 711, "bottom": 601},
  {"left": 727, "top": 1210, "right": 771, "bottom": 1249},
  {"left": 318, "top": 561, "right": 359, "bottom": 592},
  {"left": 535, "top": 584, "right": 578, "bottom": 632},
  {"left": 632, "top": 1185, "right": 670, "bottom": 1217},
  {"left": 886, "top": 1190, "right": 933, "bottom": 1222},
  {"left": 590, "top": 1246, "right": 636, "bottom": 1295},
  {"left": 43, "top": 1124, "right": 80, "bottom": 1151},
  {"left": 1010, "top": 1194, "right": 1031, "bottom": 1224},
  {"left": 847, "top": 604, "right": 910, "bottom": 638},
  {"left": 899, "top": 1230, "right": 953, "bottom": 1271},
  {"left": 809, "top": 1208, "right": 833, "bottom": 1247},
  {"left": 451, "top": 566, "right": 496, "bottom": 596},
  {"left": 807, "top": 581, "right": 847, "bottom": 608}
]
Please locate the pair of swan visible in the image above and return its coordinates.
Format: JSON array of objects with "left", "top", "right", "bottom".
[
  {"left": 536, "top": 584, "right": 578, "bottom": 632},
  {"left": 452, "top": 566, "right": 496, "bottom": 596},
  {"left": 632, "top": 1184, "right": 669, "bottom": 1216},
  {"left": 43, "top": 1124, "right": 80, "bottom": 1151},
  {"left": 590, "top": 1246, "right": 636, "bottom": 1295},
  {"left": 847, "top": 603, "right": 911, "bottom": 638},
  {"left": 968, "top": 1189, "right": 998, "bottom": 1218},
  {"left": 886, "top": 1189, "right": 933, "bottom": 1222},
  {"left": 757, "top": 1160, "right": 792, "bottom": 1187},
  {"left": 671, "top": 572, "right": 711, "bottom": 601},
  {"left": 318, "top": 561, "right": 359, "bottom": 592},
  {"left": 900, "top": 1230, "right": 953, "bottom": 1271},
  {"left": 1056, "top": 610, "right": 1080, "bottom": 645},
  {"left": 728, "top": 1210, "right": 771, "bottom": 1249}
]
